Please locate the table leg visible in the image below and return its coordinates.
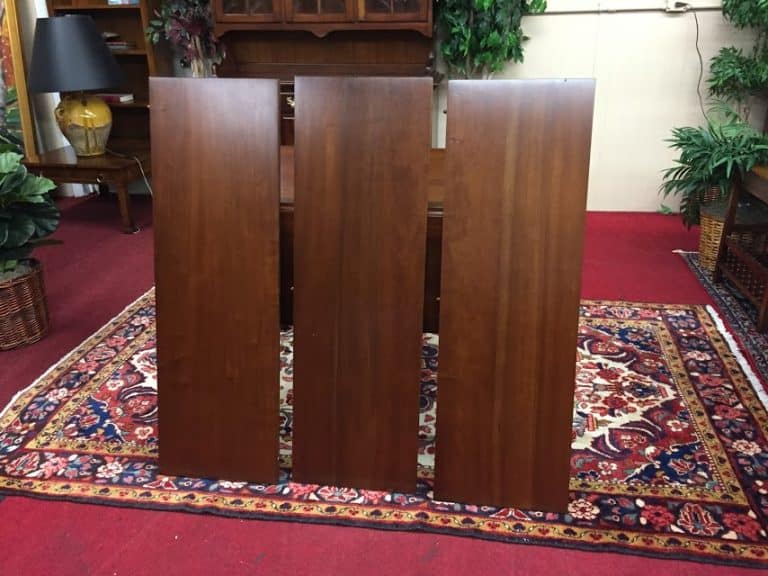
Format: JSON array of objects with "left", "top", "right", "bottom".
[{"left": 115, "top": 182, "right": 138, "bottom": 234}]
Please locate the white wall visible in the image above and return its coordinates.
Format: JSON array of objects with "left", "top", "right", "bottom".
[{"left": 433, "top": 1, "right": 762, "bottom": 211}]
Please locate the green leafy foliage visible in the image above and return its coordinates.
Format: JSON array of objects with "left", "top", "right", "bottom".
[
  {"left": 708, "top": 1, "right": 768, "bottom": 107},
  {"left": 709, "top": 46, "right": 768, "bottom": 103},
  {"left": 722, "top": 0, "right": 768, "bottom": 30},
  {"left": 661, "top": 105, "right": 768, "bottom": 228},
  {"left": 436, "top": 0, "right": 546, "bottom": 78},
  {"left": 0, "top": 148, "right": 59, "bottom": 273}
]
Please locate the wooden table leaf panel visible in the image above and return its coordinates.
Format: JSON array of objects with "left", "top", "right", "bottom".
[
  {"left": 435, "top": 79, "right": 596, "bottom": 511},
  {"left": 151, "top": 78, "right": 282, "bottom": 483},
  {"left": 291, "top": 77, "right": 432, "bottom": 492}
]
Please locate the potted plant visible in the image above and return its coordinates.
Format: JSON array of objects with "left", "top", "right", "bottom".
[
  {"left": 0, "top": 146, "right": 59, "bottom": 350},
  {"left": 435, "top": 0, "right": 546, "bottom": 79},
  {"left": 146, "top": 0, "right": 225, "bottom": 78},
  {"left": 661, "top": 105, "right": 768, "bottom": 270}
]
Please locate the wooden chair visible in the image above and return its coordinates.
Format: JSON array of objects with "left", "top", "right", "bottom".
[{"left": 713, "top": 168, "right": 768, "bottom": 331}]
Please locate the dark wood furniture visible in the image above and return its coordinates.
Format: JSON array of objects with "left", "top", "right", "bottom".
[
  {"left": 23, "top": 145, "right": 148, "bottom": 233},
  {"left": 434, "top": 80, "right": 595, "bottom": 511},
  {"left": 151, "top": 78, "right": 281, "bottom": 482},
  {"left": 152, "top": 78, "right": 594, "bottom": 510},
  {"left": 291, "top": 77, "right": 431, "bottom": 492},
  {"left": 215, "top": 0, "right": 432, "bottom": 36},
  {"left": 278, "top": 146, "right": 444, "bottom": 332},
  {"left": 219, "top": 32, "right": 434, "bottom": 145},
  {"left": 714, "top": 168, "right": 768, "bottom": 331},
  {"left": 46, "top": 0, "right": 165, "bottom": 150},
  {"left": 214, "top": 0, "right": 434, "bottom": 146}
]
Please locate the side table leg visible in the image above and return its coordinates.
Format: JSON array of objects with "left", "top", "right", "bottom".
[{"left": 115, "top": 182, "right": 139, "bottom": 234}]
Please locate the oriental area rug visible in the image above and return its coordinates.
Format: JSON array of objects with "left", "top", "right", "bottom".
[
  {"left": 1, "top": 290, "right": 768, "bottom": 569},
  {"left": 681, "top": 251, "right": 768, "bottom": 384}
]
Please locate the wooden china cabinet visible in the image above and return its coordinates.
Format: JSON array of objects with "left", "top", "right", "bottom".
[
  {"left": 212, "top": 0, "right": 434, "bottom": 144},
  {"left": 214, "top": 0, "right": 432, "bottom": 36}
]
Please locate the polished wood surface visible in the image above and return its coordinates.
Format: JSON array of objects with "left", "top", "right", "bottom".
[
  {"left": 23, "top": 146, "right": 149, "bottom": 233},
  {"left": 279, "top": 146, "right": 443, "bottom": 329},
  {"left": 435, "top": 79, "right": 595, "bottom": 511},
  {"left": 214, "top": 2, "right": 432, "bottom": 36},
  {"left": 279, "top": 146, "right": 443, "bottom": 204},
  {"left": 291, "top": 77, "right": 431, "bottom": 491},
  {"left": 220, "top": 31, "right": 432, "bottom": 80},
  {"left": 151, "top": 78, "right": 281, "bottom": 482},
  {"left": 218, "top": 31, "right": 433, "bottom": 146}
]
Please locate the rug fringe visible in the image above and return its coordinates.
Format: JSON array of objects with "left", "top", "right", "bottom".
[
  {"left": 706, "top": 304, "right": 768, "bottom": 411},
  {"left": 0, "top": 288, "right": 155, "bottom": 421}
]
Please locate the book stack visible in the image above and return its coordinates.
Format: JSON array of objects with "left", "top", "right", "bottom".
[{"left": 102, "top": 31, "right": 137, "bottom": 51}]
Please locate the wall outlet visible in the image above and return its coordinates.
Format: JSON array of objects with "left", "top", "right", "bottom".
[{"left": 666, "top": 0, "right": 690, "bottom": 12}]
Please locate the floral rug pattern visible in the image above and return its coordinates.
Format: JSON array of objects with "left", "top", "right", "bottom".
[
  {"left": 1, "top": 290, "right": 767, "bottom": 568},
  {"left": 681, "top": 251, "right": 768, "bottom": 383}
]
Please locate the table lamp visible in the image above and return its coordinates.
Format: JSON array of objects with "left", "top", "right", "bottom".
[{"left": 28, "top": 15, "right": 123, "bottom": 157}]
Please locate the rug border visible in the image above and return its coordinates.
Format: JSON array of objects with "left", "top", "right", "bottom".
[
  {"left": 2, "top": 293, "right": 768, "bottom": 570},
  {"left": 707, "top": 305, "right": 768, "bottom": 412},
  {"left": 2, "top": 488, "right": 765, "bottom": 570},
  {"left": 0, "top": 288, "right": 155, "bottom": 424},
  {"left": 678, "top": 251, "right": 768, "bottom": 391}
]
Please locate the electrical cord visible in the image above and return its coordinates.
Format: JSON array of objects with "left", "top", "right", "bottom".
[
  {"left": 691, "top": 7, "right": 708, "bottom": 121},
  {"left": 105, "top": 147, "right": 153, "bottom": 196}
]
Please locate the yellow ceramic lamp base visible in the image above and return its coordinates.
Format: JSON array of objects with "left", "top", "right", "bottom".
[{"left": 55, "top": 94, "right": 112, "bottom": 157}]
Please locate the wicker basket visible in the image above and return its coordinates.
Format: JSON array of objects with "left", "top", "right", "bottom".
[
  {"left": 699, "top": 214, "right": 756, "bottom": 272},
  {"left": 698, "top": 186, "right": 763, "bottom": 272},
  {"left": 0, "top": 260, "right": 49, "bottom": 350}
]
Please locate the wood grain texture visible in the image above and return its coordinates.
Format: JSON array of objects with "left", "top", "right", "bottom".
[
  {"left": 151, "top": 78, "right": 281, "bottom": 482},
  {"left": 291, "top": 77, "right": 431, "bottom": 491},
  {"left": 277, "top": 144, "right": 442, "bottom": 330},
  {"left": 218, "top": 31, "right": 433, "bottom": 81},
  {"left": 435, "top": 79, "right": 595, "bottom": 511}
]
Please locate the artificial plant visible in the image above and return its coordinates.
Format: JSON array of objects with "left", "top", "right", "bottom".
[
  {"left": 436, "top": 0, "right": 546, "bottom": 79},
  {"left": 147, "top": 0, "right": 224, "bottom": 77},
  {"left": 661, "top": 104, "right": 768, "bottom": 228},
  {"left": 0, "top": 145, "right": 59, "bottom": 275},
  {"left": 708, "top": 0, "right": 768, "bottom": 120}
]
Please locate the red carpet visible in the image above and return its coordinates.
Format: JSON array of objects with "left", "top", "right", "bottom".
[{"left": 0, "top": 198, "right": 753, "bottom": 576}]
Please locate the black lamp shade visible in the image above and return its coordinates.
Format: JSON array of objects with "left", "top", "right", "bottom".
[{"left": 28, "top": 15, "right": 123, "bottom": 94}]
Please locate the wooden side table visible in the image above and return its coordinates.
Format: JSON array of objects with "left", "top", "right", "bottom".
[
  {"left": 23, "top": 146, "right": 150, "bottom": 233},
  {"left": 714, "top": 169, "right": 768, "bottom": 331}
]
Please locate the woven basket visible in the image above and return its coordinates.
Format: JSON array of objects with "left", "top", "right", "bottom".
[
  {"left": 698, "top": 186, "right": 759, "bottom": 272},
  {"left": 699, "top": 215, "right": 757, "bottom": 272},
  {"left": 0, "top": 260, "right": 49, "bottom": 350}
]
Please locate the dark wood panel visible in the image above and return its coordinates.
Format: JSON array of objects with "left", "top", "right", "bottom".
[
  {"left": 292, "top": 77, "right": 431, "bottom": 491},
  {"left": 435, "top": 79, "right": 595, "bottom": 511},
  {"left": 215, "top": 21, "right": 432, "bottom": 37},
  {"left": 151, "top": 78, "right": 281, "bottom": 482},
  {"left": 218, "top": 30, "right": 432, "bottom": 81},
  {"left": 279, "top": 205, "right": 442, "bottom": 332}
]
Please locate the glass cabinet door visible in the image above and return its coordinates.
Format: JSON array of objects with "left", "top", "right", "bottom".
[
  {"left": 287, "top": 0, "right": 354, "bottom": 22},
  {"left": 218, "top": 0, "right": 282, "bottom": 21},
  {"left": 359, "top": 0, "right": 427, "bottom": 21}
]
